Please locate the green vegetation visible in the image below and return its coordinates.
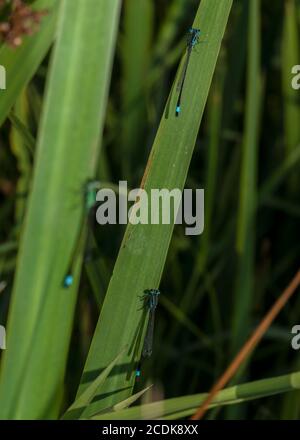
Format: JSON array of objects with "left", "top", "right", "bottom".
[{"left": 0, "top": 0, "right": 299, "bottom": 420}]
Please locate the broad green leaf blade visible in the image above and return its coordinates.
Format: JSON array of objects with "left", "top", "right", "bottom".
[
  {"left": 0, "top": 0, "right": 58, "bottom": 127},
  {"left": 78, "top": 0, "right": 233, "bottom": 417},
  {"left": 92, "top": 371, "right": 300, "bottom": 420},
  {"left": 0, "top": 0, "right": 121, "bottom": 419}
]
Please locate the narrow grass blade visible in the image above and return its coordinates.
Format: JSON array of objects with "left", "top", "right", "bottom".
[
  {"left": 10, "top": 93, "right": 33, "bottom": 225},
  {"left": 282, "top": 0, "right": 300, "bottom": 193},
  {"left": 231, "top": 0, "right": 261, "bottom": 353},
  {"left": 92, "top": 370, "right": 300, "bottom": 420},
  {"left": 9, "top": 112, "right": 35, "bottom": 156},
  {"left": 112, "top": 385, "right": 153, "bottom": 412},
  {"left": 228, "top": 0, "right": 262, "bottom": 418},
  {"left": 258, "top": 144, "right": 300, "bottom": 203},
  {"left": 120, "top": 0, "right": 153, "bottom": 177}
]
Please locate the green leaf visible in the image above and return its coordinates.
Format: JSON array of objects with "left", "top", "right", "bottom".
[
  {"left": 231, "top": 0, "right": 261, "bottom": 353},
  {"left": 90, "top": 385, "right": 153, "bottom": 419},
  {"left": 78, "top": 0, "right": 233, "bottom": 417},
  {"left": 120, "top": 0, "right": 154, "bottom": 177},
  {"left": 0, "top": 0, "right": 121, "bottom": 419},
  {"left": 112, "top": 385, "right": 153, "bottom": 412},
  {"left": 92, "top": 371, "right": 300, "bottom": 420},
  {"left": 282, "top": 0, "right": 300, "bottom": 192}
]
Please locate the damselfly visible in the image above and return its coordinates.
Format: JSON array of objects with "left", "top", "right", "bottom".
[
  {"left": 63, "top": 180, "right": 100, "bottom": 288},
  {"left": 136, "top": 289, "right": 160, "bottom": 379},
  {"left": 175, "top": 28, "right": 201, "bottom": 117}
]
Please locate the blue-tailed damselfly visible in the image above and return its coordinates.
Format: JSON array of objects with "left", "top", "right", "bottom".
[
  {"left": 63, "top": 180, "right": 100, "bottom": 288},
  {"left": 136, "top": 289, "right": 160, "bottom": 379},
  {"left": 175, "top": 28, "right": 201, "bottom": 117}
]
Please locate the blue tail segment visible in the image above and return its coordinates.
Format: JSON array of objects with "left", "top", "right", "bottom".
[
  {"left": 135, "top": 362, "right": 142, "bottom": 380},
  {"left": 63, "top": 274, "right": 73, "bottom": 288},
  {"left": 176, "top": 105, "right": 181, "bottom": 116}
]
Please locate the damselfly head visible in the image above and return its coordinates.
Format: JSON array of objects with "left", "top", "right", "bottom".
[
  {"left": 187, "top": 28, "right": 201, "bottom": 48},
  {"left": 148, "top": 288, "right": 160, "bottom": 294},
  {"left": 85, "top": 179, "right": 100, "bottom": 210},
  {"left": 144, "top": 288, "right": 160, "bottom": 310},
  {"left": 188, "top": 29, "right": 201, "bottom": 47},
  {"left": 144, "top": 288, "right": 160, "bottom": 298},
  {"left": 142, "top": 346, "right": 153, "bottom": 358},
  {"left": 86, "top": 179, "right": 101, "bottom": 193},
  {"left": 189, "top": 27, "right": 200, "bottom": 33}
]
